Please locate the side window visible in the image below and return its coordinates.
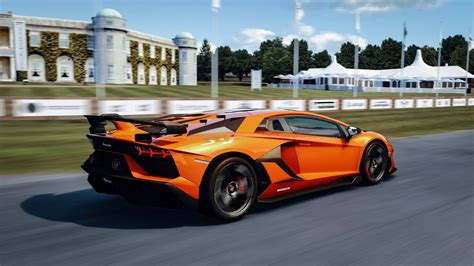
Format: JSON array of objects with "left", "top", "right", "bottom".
[
  {"left": 272, "top": 120, "right": 284, "bottom": 131},
  {"left": 284, "top": 116, "right": 341, "bottom": 137}
]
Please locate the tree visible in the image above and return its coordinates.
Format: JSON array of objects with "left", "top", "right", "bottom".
[
  {"left": 261, "top": 38, "right": 291, "bottom": 82},
  {"left": 380, "top": 38, "right": 402, "bottom": 69},
  {"left": 335, "top": 42, "right": 355, "bottom": 68},
  {"left": 197, "top": 39, "right": 212, "bottom": 81},
  {"left": 441, "top": 35, "right": 467, "bottom": 65},
  {"left": 216, "top": 46, "right": 235, "bottom": 81},
  {"left": 288, "top": 39, "right": 313, "bottom": 71},
  {"left": 250, "top": 50, "right": 262, "bottom": 70},
  {"left": 420, "top": 45, "right": 438, "bottom": 66},
  {"left": 360, "top": 44, "right": 382, "bottom": 69},
  {"left": 405, "top": 44, "right": 419, "bottom": 65},
  {"left": 450, "top": 46, "right": 474, "bottom": 73},
  {"left": 312, "top": 50, "right": 331, "bottom": 68},
  {"left": 232, "top": 49, "right": 252, "bottom": 81}
]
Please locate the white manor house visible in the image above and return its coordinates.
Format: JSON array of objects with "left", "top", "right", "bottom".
[
  {"left": 0, "top": 8, "right": 197, "bottom": 85},
  {"left": 274, "top": 49, "right": 473, "bottom": 94}
]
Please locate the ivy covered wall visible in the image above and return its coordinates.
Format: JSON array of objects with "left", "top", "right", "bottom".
[
  {"left": 127, "top": 40, "right": 179, "bottom": 85},
  {"left": 26, "top": 31, "right": 178, "bottom": 85},
  {"left": 27, "top": 31, "right": 89, "bottom": 83}
]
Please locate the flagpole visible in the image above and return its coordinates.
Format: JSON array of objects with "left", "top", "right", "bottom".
[
  {"left": 400, "top": 21, "right": 407, "bottom": 97},
  {"left": 211, "top": 0, "right": 220, "bottom": 98},
  {"left": 465, "top": 28, "right": 471, "bottom": 96},
  {"left": 293, "top": 0, "right": 301, "bottom": 98},
  {"left": 436, "top": 22, "right": 443, "bottom": 97},
  {"left": 353, "top": 10, "right": 360, "bottom": 98}
]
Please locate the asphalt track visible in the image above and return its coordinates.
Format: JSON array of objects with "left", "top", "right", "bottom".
[{"left": 1, "top": 130, "right": 473, "bottom": 265}]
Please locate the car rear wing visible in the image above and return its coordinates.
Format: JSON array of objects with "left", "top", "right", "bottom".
[{"left": 85, "top": 114, "right": 188, "bottom": 136}]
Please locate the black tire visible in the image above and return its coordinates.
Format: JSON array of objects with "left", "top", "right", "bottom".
[
  {"left": 200, "top": 157, "right": 258, "bottom": 221},
  {"left": 360, "top": 142, "right": 388, "bottom": 185}
]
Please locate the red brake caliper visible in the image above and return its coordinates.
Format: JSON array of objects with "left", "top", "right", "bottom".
[{"left": 236, "top": 176, "right": 245, "bottom": 193}]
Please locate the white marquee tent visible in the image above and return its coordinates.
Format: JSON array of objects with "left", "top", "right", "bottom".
[{"left": 274, "top": 49, "right": 473, "bottom": 94}]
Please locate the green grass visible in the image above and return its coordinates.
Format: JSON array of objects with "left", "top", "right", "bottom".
[
  {"left": 0, "top": 83, "right": 462, "bottom": 98},
  {"left": 1, "top": 107, "right": 473, "bottom": 175}
]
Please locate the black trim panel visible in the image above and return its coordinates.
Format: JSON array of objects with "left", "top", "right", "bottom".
[
  {"left": 256, "top": 158, "right": 303, "bottom": 180},
  {"left": 82, "top": 163, "right": 197, "bottom": 208}
]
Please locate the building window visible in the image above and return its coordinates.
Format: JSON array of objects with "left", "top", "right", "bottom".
[
  {"left": 122, "top": 36, "right": 127, "bottom": 52},
  {"left": 106, "top": 35, "right": 113, "bottom": 50},
  {"left": 150, "top": 46, "right": 156, "bottom": 58},
  {"left": 107, "top": 65, "right": 114, "bottom": 79},
  {"left": 56, "top": 56, "right": 74, "bottom": 81},
  {"left": 106, "top": 20, "right": 113, "bottom": 26},
  {"left": 138, "top": 42, "right": 144, "bottom": 56},
  {"left": 29, "top": 31, "right": 40, "bottom": 47},
  {"left": 161, "top": 47, "right": 166, "bottom": 61},
  {"left": 182, "top": 51, "right": 187, "bottom": 61},
  {"left": 0, "top": 27, "right": 10, "bottom": 47},
  {"left": 125, "top": 63, "right": 132, "bottom": 82},
  {"left": 85, "top": 58, "right": 94, "bottom": 83},
  {"left": 87, "top": 35, "right": 94, "bottom": 50},
  {"left": 59, "top": 33, "right": 69, "bottom": 48},
  {"left": 171, "top": 49, "right": 176, "bottom": 63}
]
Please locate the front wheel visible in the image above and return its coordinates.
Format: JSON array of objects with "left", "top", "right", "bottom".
[
  {"left": 201, "top": 157, "right": 257, "bottom": 221},
  {"left": 360, "top": 142, "right": 388, "bottom": 185}
]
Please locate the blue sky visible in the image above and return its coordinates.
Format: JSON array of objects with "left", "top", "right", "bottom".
[{"left": 2, "top": 0, "right": 473, "bottom": 53}]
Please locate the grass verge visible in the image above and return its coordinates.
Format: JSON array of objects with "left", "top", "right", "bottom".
[
  {"left": 0, "top": 83, "right": 463, "bottom": 98},
  {"left": 0, "top": 107, "right": 473, "bottom": 175}
]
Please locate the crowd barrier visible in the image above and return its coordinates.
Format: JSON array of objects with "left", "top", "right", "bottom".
[{"left": 0, "top": 96, "right": 473, "bottom": 119}]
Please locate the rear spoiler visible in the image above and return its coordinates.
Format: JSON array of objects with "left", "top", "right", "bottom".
[{"left": 84, "top": 114, "right": 188, "bottom": 135}]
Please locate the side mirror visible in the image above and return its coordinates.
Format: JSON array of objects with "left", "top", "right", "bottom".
[{"left": 345, "top": 126, "right": 361, "bottom": 142}]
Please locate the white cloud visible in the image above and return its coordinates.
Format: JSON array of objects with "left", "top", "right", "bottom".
[
  {"left": 234, "top": 28, "right": 276, "bottom": 51},
  {"left": 294, "top": 0, "right": 316, "bottom": 37},
  {"left": 337, "top": 0, "right": 442, "bottom": 13},
  {"left": 284, "top": 0, "right": 367, "bottom": 53},
  {"left": 309, "top": 32, "right": 368, "bottom": 52}
]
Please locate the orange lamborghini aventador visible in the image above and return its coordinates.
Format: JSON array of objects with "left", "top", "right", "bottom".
[{"left": 82, "top": 109, "right": 396, "bottom": 221}]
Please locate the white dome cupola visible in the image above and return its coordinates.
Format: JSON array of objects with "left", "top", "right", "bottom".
[
  {"left": 173, "top": 32, "right": 198, "bottom": 86},
  {"left": 92, "top": 8, "right": 128, "bottom": 84},
  {"left": 96, "top": 8, "right": 123, "bottom": 19}
]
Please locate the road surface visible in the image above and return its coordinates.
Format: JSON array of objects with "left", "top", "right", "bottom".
[{"left": 1, "top": 130, "right": 473, "bottom": 265}]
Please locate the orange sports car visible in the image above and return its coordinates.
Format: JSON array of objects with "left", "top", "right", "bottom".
[{"left": 82, "top": 109, "right": 396, "bottom": 221}]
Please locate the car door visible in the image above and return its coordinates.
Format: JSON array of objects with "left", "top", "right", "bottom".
[{"left": 270, "top": 115, "right": 361, "bottom": 180}]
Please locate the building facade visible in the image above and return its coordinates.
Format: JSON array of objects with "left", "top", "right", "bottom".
[{"left": 0, "top": 8, "right": 197, "bottom": 86}]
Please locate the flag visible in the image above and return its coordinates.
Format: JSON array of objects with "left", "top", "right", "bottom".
[
  {"left": 469, "top": 35, "right": 473, "bottom": 51},
  {"left": 211, "top": 0, "right": 220, "bottom": 13},
  {"left": 439, "top": 24, "right": 443, "bottom": 47},
  {"left": 403, "top": 22, "right": 407, "bottom": 38}
]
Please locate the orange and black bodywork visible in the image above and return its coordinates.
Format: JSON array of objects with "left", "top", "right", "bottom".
[{"left": 82, "top": 110, "right": 396, "bottom": 220}]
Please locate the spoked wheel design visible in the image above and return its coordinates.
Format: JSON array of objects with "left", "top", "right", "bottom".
[
  {"left": 361, "top": 142, "right": 388, "bottom": 184},
  {"left": 203, "top": 157, "right": 257, "bottom": 221}
]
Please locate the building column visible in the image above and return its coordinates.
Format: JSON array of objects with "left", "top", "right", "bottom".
[
  {"left": 9, "top": 25, "right": 14, "bottom": 48},
  {"left": 10, "top": 57, "right": 15, "bottom": 81}
]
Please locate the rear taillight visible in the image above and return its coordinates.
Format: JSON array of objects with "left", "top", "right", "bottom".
[{"left": 135, "top": 146, "right": 171, "bottom": 159}]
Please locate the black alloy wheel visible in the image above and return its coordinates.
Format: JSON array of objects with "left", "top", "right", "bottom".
[
  {"left": 204, "top": 157, "right": 257, "bottom": 221},
  {"left": 361, "top": 142, "right": 388, "bottom": 184}
]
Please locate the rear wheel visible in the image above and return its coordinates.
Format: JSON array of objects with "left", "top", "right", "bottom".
[
  {"left": 201, "top": 157, "right": 257, "bottom": 221},
  {"left": 360, "top": 142, "right": 388, "bottom": 185}
]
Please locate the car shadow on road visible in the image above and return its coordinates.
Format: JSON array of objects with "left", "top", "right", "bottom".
[
  {"left": 21, "top": 174, "right": 398, "bottom": 228},
  {"left": 21, "top": 188, "right": 221, "bottom": 229}
]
